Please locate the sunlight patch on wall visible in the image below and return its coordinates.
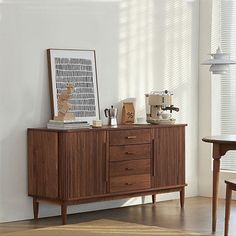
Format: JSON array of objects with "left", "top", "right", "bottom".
[
  {"left": 118, "top": 0, "right": 195, "bottom": 119},
  {"left": 118, "top": 0, "right": 154, "bottom": 116}
]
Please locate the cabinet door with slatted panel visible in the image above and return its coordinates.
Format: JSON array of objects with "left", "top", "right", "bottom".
[
  {"left": 28, "top": 130, "right": 59, "bottom": 199},
  {"left": 154, "top": 126, "right": 185, "bottom": 188},
  {"left": 59, "top": 130, "right": 107, "bottom": 200}
]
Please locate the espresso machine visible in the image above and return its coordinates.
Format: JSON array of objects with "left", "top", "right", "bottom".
[{"left": 145, "top": 90, "right": 179, "bottom": 124}]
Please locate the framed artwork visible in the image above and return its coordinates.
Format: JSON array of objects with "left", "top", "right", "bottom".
[{"left": 47, "top": 49, "right": 100, "bottom": 124}]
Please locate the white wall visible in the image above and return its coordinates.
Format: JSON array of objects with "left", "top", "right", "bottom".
[{"left": 0, "top": 0, "right": 199, "bottom": 223}]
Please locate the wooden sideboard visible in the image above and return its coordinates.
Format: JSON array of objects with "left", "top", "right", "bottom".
[{"left": 28, "top": 124, "right": 187, "bottom": 224}]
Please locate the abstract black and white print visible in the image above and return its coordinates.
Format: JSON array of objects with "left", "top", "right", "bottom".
[{"left": 48, "top": 49, "right": 100, "bottom": 123}]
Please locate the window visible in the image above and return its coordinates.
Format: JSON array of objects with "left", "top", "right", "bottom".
[{"left": 213, "top": 0, "right": 236, "bottom": 171}]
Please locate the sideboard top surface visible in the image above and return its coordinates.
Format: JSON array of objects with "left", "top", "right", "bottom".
[{"left": 28, "top": 124, "right": 187, "bottom": 132}]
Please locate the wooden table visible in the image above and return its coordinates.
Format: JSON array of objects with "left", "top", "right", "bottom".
[{"left": 202, "top": 135, "right": 236, "bottom": 232}]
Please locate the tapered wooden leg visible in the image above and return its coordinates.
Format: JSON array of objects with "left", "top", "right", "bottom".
[
  {"left": 152, "top": 194, "right": 156, "bottom": 205},
  {"left": 180, "top": 188, "right": 185, "bottom": 208},
  {"left": 33, "top": 197, "right": 39, "bottom": 220},
  {"left": 61, "top": 203, "right": 67, "bottom": 225},
  {"left": 224, "top": 184, "right": 232, "bottom": 236},
  {"left": 212, "top": 158, "right": 220, "bottom": 232}
]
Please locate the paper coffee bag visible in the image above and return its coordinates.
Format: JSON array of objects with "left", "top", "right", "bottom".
[{"left": 122, "top": 102, "right": 135, "bottom": 124}]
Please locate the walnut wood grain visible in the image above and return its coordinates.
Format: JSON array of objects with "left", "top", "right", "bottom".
[
  {"left": 203, "top": 135, "right": 236, "bottom": 145},
  {"left": 202, "top": 135, "right": 236, "bottom": 232},
  {"left": 110, "top": 159, "right": 150, "bottom": 177},
  {"left": 59, "top": 130, "right": 107, "bottom": 200},
  {"left": 33, "top": 184, "right": 186, "bottom": 204},
  {"left": 33, "top": 197, "right": 39, "bottom": 220},
  {"left": 151, "top": 129, "right": 155, "bottom": 188},
  {"left": 110, "top": 174, "right": 151, "bottom": 193},
  {"left": 109, "top": 144, "right": 151, "bottom": 162},
  {"left": 180, "top": 187, "right": 185, "bottom": 208},
  {"left": 109, "top": 129, "right": 151, "bottom": 145},
  {"left": 225, "top": 183, "right": 232, "bottom": 236},
  {"left": 106, "top": 131, "right": 110, "bottom": 193},
  {"left": 154, "top": 126, "right": 185, "bottom": 188},
  {"left": 61, "top": 202, "right": 67, "bottom": 225},
  {"left": 28, "top": 130, "right": 58, "bottom": 198},
  {"left": 27, "top": 124, "right": 186, "bottom": 225},
  {"left": 224, "top": 180, "right": 236, "bottom": 236},
  {"left": 152, "top": 194, "right": 156, "bottom": 204}
]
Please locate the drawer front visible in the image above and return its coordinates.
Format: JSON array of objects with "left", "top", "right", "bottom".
[
  {"left": 109, "top": 129, "right": 151, "bottom": 145},
  {"left": 110, "top": 144, "right": 150, "bottom": 161},
  {"left": 110, "top": 174, "right": 151, "bottom": 193},
  {"left": 110, "top": 159, "right": 150, "bottom": 177}
]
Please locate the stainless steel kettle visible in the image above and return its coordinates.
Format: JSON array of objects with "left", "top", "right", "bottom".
[{"left": 104, "top": 105, "right": 118, "bottom": 126}]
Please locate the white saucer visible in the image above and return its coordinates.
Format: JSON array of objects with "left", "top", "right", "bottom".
[{"left": 147, "top": 118, "right": 176, "bottom": 125}]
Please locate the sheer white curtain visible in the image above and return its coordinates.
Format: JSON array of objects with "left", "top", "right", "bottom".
[{"left": 213, "top": 0, "right": 236, "bottom": 171}]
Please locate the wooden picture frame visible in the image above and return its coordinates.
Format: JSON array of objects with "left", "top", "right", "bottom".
[{"left": 47, "top": 49, "right": 100, "bottom": 124}]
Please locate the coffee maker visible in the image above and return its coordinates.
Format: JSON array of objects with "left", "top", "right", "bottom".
[
  {"left": 104, "top": 105, "right": 118, "bottom": 126},
  {"left": 145, "top": 90, "right": 179, "bottom": 124}
]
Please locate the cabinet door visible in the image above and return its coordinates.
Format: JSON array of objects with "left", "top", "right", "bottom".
[
  {"left": 154, "top": 126, "right": 185, "bottom": 188},
  {"left": 28, "top": 130, "right": 59, "bottom": 199},
  {"left": 59, "top": 131, "right": 107, "bottom": 200}
]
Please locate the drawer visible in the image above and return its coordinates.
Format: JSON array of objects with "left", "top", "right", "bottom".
[
  {"left": 109, "top": 129, "right": 151, "bottom": 145},
  {"left": 110, "top": 159, "right": 150, "bottom": 177},
  {"left": 110, "top": 144, "right": 150, "bottom": 161},
  {"left": 110, "top": 174, "right": 151, "bottom": 193}
]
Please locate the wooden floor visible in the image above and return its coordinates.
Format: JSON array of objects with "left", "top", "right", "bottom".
[{"left": 0, "top": 197, "right": 236, "bottom": 235}]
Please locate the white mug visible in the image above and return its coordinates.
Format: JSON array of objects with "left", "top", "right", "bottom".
[{"left": 136, "top": 117, "right": 146, "bottom": 124}]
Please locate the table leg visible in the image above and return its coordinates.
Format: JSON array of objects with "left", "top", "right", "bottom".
[
  {"left": 33, "top": 197, "right": 39, "bottom": 220},
  {"left": 61, "top": 203, "right": 67, "bottom": 225},
  {"left": 180, "top": 187, "right": 185, "bottom": 208},
  {"left": 152, "top": 194, "right": 156, "bottom": 205},
  {"left": 225, "top": 183, "right": 232, "bottom": 236},
  {"left": 212, "top": 158, "right": 220, "bottom": 232}
]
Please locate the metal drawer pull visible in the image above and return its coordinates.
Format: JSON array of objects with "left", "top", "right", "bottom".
[
  {"left": 125, "top": 183, "right": 133, "bottom": 186},
  {"left": 126, "top": 136, "right": 137, "bottom": 139},
  {"left": 125, "top": 151, "right": 134, "bottom": 155},
  {"left": 125, "top": 167, "right": 133, "bottom": 171}
]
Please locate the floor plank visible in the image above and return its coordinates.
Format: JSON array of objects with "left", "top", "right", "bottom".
[{"left": 0, "top": 197, "right": 235, "bottom": 235}]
